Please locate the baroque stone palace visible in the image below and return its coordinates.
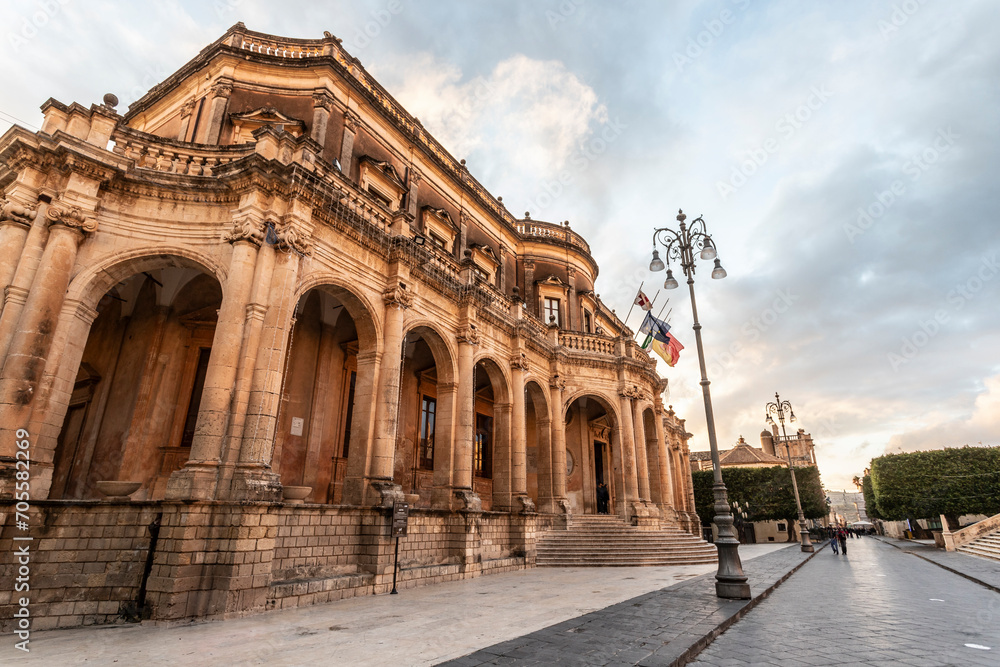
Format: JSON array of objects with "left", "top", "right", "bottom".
[{"left": 0, "top": 24, "right": 703, "bottom": 628}]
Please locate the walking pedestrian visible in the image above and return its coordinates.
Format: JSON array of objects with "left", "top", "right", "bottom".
[
  {"left": 831, "top": 535, "right": 839, "bottom": 554},
  {"left": 838, "top": 528, "right": 848, "bottom": 555}
]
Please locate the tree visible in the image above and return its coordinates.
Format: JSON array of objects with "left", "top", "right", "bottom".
[
  {"left": 692, "top": 466, "right": 826, "bottom": 541},
  {"left": 862, "top": 474, "right": 882, "bottom": 520},
  {"left": 868, "top": 446, "right": 1000, "bottom": 525}
]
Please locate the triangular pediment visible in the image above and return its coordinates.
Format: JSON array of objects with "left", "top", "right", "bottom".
[{"left": 230, "top": 106, "right": 305, "bottom": 129}]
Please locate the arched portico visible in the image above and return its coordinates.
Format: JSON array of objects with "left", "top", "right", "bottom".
[
  {"left": 472, "top": 355, "right": 512, "bottom": 510},
  {"left": 563, "top": 393, "right": 630, "bottom": 519}
]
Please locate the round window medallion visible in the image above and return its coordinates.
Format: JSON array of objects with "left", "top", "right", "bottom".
[{"left": 566, "top": 449, "right": 575, "bottom": 476}]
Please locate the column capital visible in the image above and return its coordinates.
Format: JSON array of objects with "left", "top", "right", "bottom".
[
  {"left": 0, "top": 199, "right": 36, "bottom": 230},
  {"left": 408, "top": 167, "right": 423, "bottom": 186},
  {"left": 619, "top": 384, "right": 643, "bottom": 400},
  {"left": 548, "top": 374, "right": 566, "bottom": 391},
  {"left": 274, "top": 216, "right": 312, "bottom": 255},
  {"left": 509, "top": 353, "right": 529, "bottom": 371},
  {"left": 456, "top": 323, "right": 480, "bottom": 345},
  {"left": 312, "top": 89, "right": 336, "bottom": 111},
  {"left": 180, "top": 99, "right": 197, "bottom": 118},
  {"left": 344, "top": 109, "right": 361, "bottom": 132},
  {"left": 46, "top": 203, "right": 97, "bottom": 234},
  {"left": 383, "top": 283, "right": 413, "bottom": 309},
  {"left": 222, "top": 214, "right": 265, "bottom": 246},
  {"left": 211, "top": 79, "right": 234, "bottom": 98}
]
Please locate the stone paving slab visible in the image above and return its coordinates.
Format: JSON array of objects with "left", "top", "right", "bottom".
[
  {"left": 439, "top": 543, "right": 820, "bottom": 667},
  {"left": 876, "top": 536, "right": 1000, "bottom": 592}
]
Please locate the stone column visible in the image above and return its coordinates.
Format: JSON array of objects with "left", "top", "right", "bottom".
[
  {"left": 360, "top": 284, "right": 410, "bottom": 506},
  {"left": 0, "top": 200, "right": 36, "bottom": 300},
  {"left": 653, "top": 406, "right": 677, "bottom": 521},
  {"left": 231, "top": 246, "right": 302, "bottom": 501},
  {"left": 509, "top": 354, "right": 528, "bottom": 502},
  {"left": 492, "top": 401, "right": 513, "bottom": 511},
  {"left": 177, "top": 100, "right": 196, "bottom": 142},
  {"left": 452, "top": 325, "right": 479, "bottom": 509},
  {"left": 523, "top": 260, "right": 535, "bottom": 318},
  {"left": 340, "top": 349, "right": 380, "bottom": 506},
  {"left": 548, "top": 377, "right": 567, "bottom": 513},
  {"left": 197, "top": 79, "right": 233, "bottom": 145},
  {"left": 310, "top": 90, "right": 335, "bottom": 148},
  {"left": 0, "top": 205, "right": 95, "bottom": 495},
  {"left": 632, "top": 399, "right": 651, "bottom": 502},
  {"left": 166, "top": 218, "right": 263, "bottom": 500},
  {"left": 617, "top": 390, "right": 640, "bottom": 516},
  {"left": 431, "top": 380, "right": 457, "bottom": 509},
  {"left": 0, "top": 199, "right": 51, "bottom": 358},
  {"left": 340, "top": 110, "right": 360, "bottom": 176}
]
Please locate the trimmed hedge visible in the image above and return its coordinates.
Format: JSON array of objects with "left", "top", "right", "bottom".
[
  {"left": 692, "top": 465, "right": 826, "bottom": 526},
  {"left": 862, "top": 474, "right": 882, "bottom": 520},
  {"left": 868, "top": 446, "right": 1000, "bottom": 521}
]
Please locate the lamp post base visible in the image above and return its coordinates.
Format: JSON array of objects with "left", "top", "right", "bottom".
[
  {"left": 799, "top": 525, "right": 814, "bottom": 553},
  {"left": 714, "top": 540, "right": 752, "bottom": 599}
]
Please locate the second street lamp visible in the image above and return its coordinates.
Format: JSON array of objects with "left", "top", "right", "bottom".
[
  {"left": 650, "top": 209, "right": 750, "bottom": 600},
  {"left": 765, "top": 392, "right": 815, "bottom": 553}
]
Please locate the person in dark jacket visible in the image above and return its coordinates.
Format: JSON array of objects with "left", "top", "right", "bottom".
[
  {"left": 838, "top": 528, "right": 848, "bottom": 555},
  {"left": 596, "top": 482, "right": 610, "bottom": 514}
]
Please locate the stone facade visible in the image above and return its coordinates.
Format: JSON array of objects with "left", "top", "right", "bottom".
[{"left": 0, "top": 24, "right": 702, "bottom": 629}]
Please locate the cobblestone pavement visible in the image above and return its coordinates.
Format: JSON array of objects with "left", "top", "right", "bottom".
[
  {"left": 689, "top": 536, "right": 1000, "bottom": 667},
  {"left": 441, "top": 543, "right": 817, "bottom": 667}
]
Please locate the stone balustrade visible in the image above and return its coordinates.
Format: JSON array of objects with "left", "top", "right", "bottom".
[
  {"left": 559, "top": 331, "right": 617, "bottom": 355},
  {"left": 112, "top": 127, "right": 253, "bottom": 176},
  {"left": 943, "top": 511, "right": 1000, "bottom": 551},
  {"left": 515, "top": 220, "right": 591, "bottom": 253}
]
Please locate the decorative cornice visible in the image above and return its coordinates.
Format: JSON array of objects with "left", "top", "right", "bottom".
[
  {"left": 222, "top": 214, "right": 265, "bottom": 246},
  {"left": 456, "top": 324, "right": 480, "bottom": 345},
  {"left": 45, "top": 203, "right": 97, "bottom": 234},
  {"left": 0, "top": 200, "right": 37, "bottom": 229},
  {"left": 383, "top": 283, "right": 413, "bottom": 309}
]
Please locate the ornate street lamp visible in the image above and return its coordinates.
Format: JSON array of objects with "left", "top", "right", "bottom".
[
  {"left": 765, "top": 392, "right": 815, "bottom": 553},
  {"left": 650, "top": 209, "right": 749, "bottom": 599}
]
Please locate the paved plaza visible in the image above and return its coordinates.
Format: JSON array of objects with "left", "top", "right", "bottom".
[{"left": 6, "top": 538, "right": 1000, "bottom": 666}]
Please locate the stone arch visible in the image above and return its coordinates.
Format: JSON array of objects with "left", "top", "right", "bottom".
[
  {"left": 43, "top": 253, "right": 226, "bottom": 500},
  {"left": 564, "top": 393, "right": 625, "bottom": 517},
  {"left": 270, "top": 280, "right": 385, "bottom": 503},
  {"left": 524, "top": 379, "right": 551, "bottom": 510},
  {"left": 396, "top": 320, "right": 458, "bottom": 508},
  {"left": 472, "top": 355, "right": 511, "bottom": 510}
]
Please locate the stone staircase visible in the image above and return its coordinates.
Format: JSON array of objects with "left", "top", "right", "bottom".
[
  {"left": 958, "top": 531, "right": 1000, "bottom": 562},
  {"left": 536, "top": 514, "right": 718, "bottom": 567}
]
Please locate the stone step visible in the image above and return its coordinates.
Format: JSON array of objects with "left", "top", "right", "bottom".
[{"left": 536, "top": 514, "right": 717, "bottom": 567}]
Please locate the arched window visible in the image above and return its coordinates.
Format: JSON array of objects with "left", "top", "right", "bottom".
[{"left": 474, "top": 413, "right": 492, "bottom": 478}]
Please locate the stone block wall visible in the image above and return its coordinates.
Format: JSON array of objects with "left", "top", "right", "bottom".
[{"left": 0, "top": 501, "right": 159, "bottom": 632}]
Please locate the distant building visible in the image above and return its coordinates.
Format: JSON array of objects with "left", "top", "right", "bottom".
[{"left": 827, "top": 490, "right": 868, "bottom": 526}]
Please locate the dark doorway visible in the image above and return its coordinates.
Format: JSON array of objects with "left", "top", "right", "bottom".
[{"left": 594, "top": 440, "right": 606, "bottom": 484}]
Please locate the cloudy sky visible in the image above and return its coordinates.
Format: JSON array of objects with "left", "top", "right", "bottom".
[{"left": 2, "top": 1, "right": 998, "bottom": 491}]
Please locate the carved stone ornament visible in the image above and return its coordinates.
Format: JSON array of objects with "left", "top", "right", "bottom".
[
  {"left": 312, "top": 90, "right": 335, "bottom": 111},
  {"left": 180, "top": 99, "right": 197, "bottom": 118},
  {"left": 408, "top": 168, "right": 423, "bottom": 186},
  {"left": 509, "top": 353, "right": 529, "bottom": 371},
  {"left": 0, "top": 199, "right": 37, "bottom": 228},
  {"left": 456, "top": 324, "right": 480, "bottom": 345},
  {"left": 45, "top": 204, "right": 97, "bottom": 234},
  {"left": 382, "top": 284, "right": 413, "bottom": 309},
  {"left": 211, "top": 81, "right": 234, "bottom": 98},
  {"left": 549, "top": 375, "right": 566, "bottom": 391},
  {"left": 222, "top": 215, "right": 265, "bottom": 246},
  {"left": 454, "top": 488, "right": 482, "bottom": 513},
  {"left": 343, "top": 109, "right": 361, "bottom": 132},
  {"left": 517, "top": 495, "right": 536, "bottom": 515},
  {"left": 619, "top": 384, "right": 643, "bottom": 399},
  {"left": 274, "top": 218, "right": 312, "bottom": 254}
]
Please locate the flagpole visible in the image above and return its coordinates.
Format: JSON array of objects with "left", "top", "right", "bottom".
[
  {"left": 619, "top": 281, "right": 643, "bottom": 337},
  {"left": 633, "top": 290, "right": 661, "bottom": 340}
]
